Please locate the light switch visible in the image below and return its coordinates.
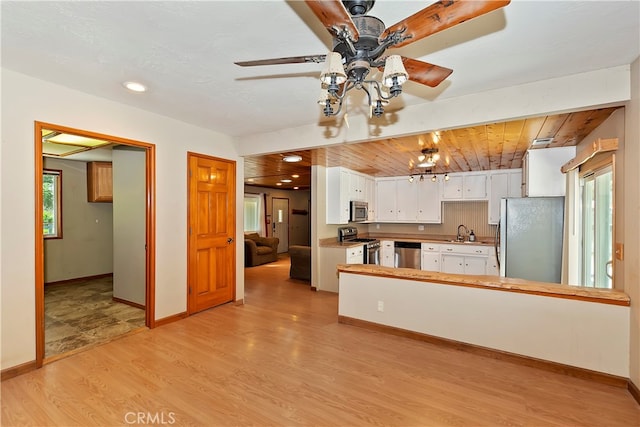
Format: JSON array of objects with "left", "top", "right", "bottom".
[{"left": 615, "top": 243, "right": 624, "bottom": 261}]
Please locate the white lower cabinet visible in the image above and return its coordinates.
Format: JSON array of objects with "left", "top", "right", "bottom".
[
  {"left": 421, "top": 243, "right": 441, "bottom": 272},
  {"left": 440, "top": 244, "right": 490, "bottom": 275},
  {"left": 380, "top": 240, "right": 395, "bottom": 267},
  {"left": 346, "top": 245, "right": 364, "bottom": 264}
]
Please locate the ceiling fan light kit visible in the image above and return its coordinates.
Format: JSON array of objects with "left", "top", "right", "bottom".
[{"left": 236, "top": 0, "right": 510, "bottom": 119}]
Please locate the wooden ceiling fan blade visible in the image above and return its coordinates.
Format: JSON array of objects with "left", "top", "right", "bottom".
[
  {"left": 387, "top": 57, "right": 453, "bottom": 88},
  {"left": 382, "top": 0, "right": 510, "bottom": 49},
  {"left": 235, "top": 55, "right": 327, "bottom": 67},
  {"left": 305, "top": 0, "right": 360, "bottom": 41}
]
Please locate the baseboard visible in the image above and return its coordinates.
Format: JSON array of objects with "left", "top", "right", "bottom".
[
  {"left": 338, "top": 315, "right": 629, "bottom": 388},
  {"left": 310, "top": 286, "right": 317, "bottom": 291},
  {"left": 234, "top": 299, "right": 245, "bottom": 306},
  {"left": 154, "top": 311, "right": 188, "bottom": 327},
  {"left": 629, "top": 379, "right": 640, "bottom": 405},
  {"left": 45, "top": 273, "right": 113, "bottom": 286},
  {"left": 1, "top": 360, "right": 37, "bottom": 381},
  {"left": 112, "top": 297, "right": 145, "bottom": 310}
]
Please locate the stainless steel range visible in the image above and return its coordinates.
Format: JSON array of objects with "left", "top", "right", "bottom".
[{"left": 338, "top": 226, "right": 380, "bottom": 265}]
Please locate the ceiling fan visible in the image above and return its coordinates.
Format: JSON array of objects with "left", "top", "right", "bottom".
[{"left": 235, "top": 0, "right": 510, "bottom": 117}]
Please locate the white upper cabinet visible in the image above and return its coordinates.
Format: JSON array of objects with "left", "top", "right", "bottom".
[
  {"left": 488, "top": 169, "right": 522, "bottom": 224},
  {"left": 523, "top": 147, "right": 575, "bottom": 197},
  {"left": 416, "top": 176, "right": 442, "bottom": 223},
  {"left": 375, "top": 178, "right": 398, "bottom": 222},
  {"left": 365, "top": 176, "right": 376, "bottom": 221},
  {"left": 396, "top": 179, "right": 418, "bottom": 221},
  {"left": 326, "top": 167, "right": 374, "bottom": 224},
  {"left": 349, "top": 171, "right": 366, "bottom": 201},
  {"left": 442, "top": 172, "right": 487, "bottom": 200}
]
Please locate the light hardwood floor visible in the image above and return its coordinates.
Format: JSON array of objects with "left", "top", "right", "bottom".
[{"left": 2, "top": 255, "right": 639, "bottom": 426}]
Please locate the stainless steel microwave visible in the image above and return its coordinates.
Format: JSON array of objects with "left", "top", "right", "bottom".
[{"left": 350, "top": 201, "right": 368, "bottom": 222}]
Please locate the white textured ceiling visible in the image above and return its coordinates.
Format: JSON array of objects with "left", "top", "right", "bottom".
[{"left": 2, "top": 1, "right": 639, "bottom": 138}]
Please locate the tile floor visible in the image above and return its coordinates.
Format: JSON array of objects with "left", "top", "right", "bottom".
[{"left": 44, "top": 276, "right": 146, "bottom": 358}]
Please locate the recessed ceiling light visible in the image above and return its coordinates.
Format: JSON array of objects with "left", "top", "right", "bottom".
[
  {"left": 281, "top": 179, "right": 292, "bottom": 183},
  {"left": 123, "top": 81, "right": 147, "bottom": 93},
  {"left": 291, "top": 174, "right": 300, "bottom": 178},
  {"left": 283, "top": 155, "right": 302, "bottom": 162},
  {"left": 276, "top": 182, "right": 282, "bottom": 186},
  {"left": 293, "top": 187, "right": 299, "bottom": 190},
  {"left": 246, "top": 178, "right": 254, "bottom": 182}
]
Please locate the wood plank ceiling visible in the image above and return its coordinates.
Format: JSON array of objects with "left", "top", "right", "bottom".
[{"left": 244, "top": 107, "right": 620, "bottom": 190}]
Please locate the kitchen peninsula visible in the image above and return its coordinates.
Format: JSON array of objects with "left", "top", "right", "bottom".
[{"left": 336, "top": 263, "right": 630, "bottom": 381}]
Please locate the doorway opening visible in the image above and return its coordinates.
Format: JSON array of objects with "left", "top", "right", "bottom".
[
  {"left": 35, "top": 122, "right": 156, "bottom": 366},
  {"left": 272, "top": 197, "right": 289, "bottom": 253}
]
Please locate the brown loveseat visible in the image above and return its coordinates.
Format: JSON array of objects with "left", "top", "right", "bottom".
[{"left": 244, "top": 233, "right": 279, "bottom": 267}]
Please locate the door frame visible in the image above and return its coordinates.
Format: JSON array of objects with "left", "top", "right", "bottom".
[{"left": 34, "top": 121, "right": 156, "bottom": 367}]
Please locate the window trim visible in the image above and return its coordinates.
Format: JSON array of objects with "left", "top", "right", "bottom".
[{"left": 43, "top": 168, "right": 63, "bottom": 239}]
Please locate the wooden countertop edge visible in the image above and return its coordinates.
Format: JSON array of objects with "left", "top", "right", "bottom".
[{"left": 336, "top": 265, "right": 630, "bottom": 306}]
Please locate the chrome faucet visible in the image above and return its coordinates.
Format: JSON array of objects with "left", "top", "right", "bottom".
[{"left": 456, "top": 224, "right": 469, "bottom": 242}]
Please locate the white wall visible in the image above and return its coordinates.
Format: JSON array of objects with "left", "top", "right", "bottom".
[
  {"left": 0, "top": 69, "right": 244, "bottom": 369},
  {"left": 339, "top": 273, "right": 630, "bottom": 377},
  {"left": 112, "top": 147, "right": 146, "bottom": 305},
  {"left": 42, "top": 157, "right": 114, "bottom": 282}
]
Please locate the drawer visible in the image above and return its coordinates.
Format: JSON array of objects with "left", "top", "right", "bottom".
[
  {"left": 421, "top": 243, "right": 441, "bottom": 252},
  {"left": 347, "top": 247, "right": 363, "bottom": 257},
  {"left": 441, "top": 244, "right": 490, "bottom": 255}
]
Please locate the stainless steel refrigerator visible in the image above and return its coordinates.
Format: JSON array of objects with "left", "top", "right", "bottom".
[{"left": 497, "top": 197, "right": 565, "bottom": 283}]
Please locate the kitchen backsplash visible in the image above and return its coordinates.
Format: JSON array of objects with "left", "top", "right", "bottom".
[{"left": 367, "top": 201, "right": 496, "bottom": 239}]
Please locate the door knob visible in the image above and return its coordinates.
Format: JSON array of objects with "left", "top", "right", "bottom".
[{"left": 227, "top": 237, "right": 234, "bottom": 244}]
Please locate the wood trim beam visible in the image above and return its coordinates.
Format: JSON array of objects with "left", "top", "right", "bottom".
[
  {"left": 561, "top": 138, "right": 618, "bottom": 173},
  {"left": 154, "top": 312, "right": 188, "bottom": 328}
]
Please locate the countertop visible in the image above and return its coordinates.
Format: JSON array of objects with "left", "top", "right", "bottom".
[
  {"left": 336, "top": 264, "right": 630, "bottom": 306},
  {"left": 319, "top": 234, "right": 494, "bottom": 249}
]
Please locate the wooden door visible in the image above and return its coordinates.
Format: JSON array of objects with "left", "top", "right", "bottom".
[
  {"left": 272, "top": 197, "right": 289, "bottom": 253},
  {"left": 187, "top": 153, "right": 236, "bottom": 313}
]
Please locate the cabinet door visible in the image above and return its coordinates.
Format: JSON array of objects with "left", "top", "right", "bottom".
[
  {"left": 508, "top": 170, "right": 522, "bottom": 198},
  {"left": 486, "top": 252, "right": 500, "bottom": 276},
  {"left": 326, "top": 167, "right": 350, "bottom": 224},
  {"left": 488, "top": 172, "right": 509, "bottom": 224},
  {"left": 376, "top": 179, "right": 397, "bottom": 221},
  {"left": 346, "top": 246, "right": 364, "bottom": 264},
  {"left": 463, "top": 174, "right": 487, "bottom": 199},
  {"left": 349, "top": 172, "right": 366, "bottom": 201},
  {"left": 441, "top": 254, "right": 465, "bottom": 274},
  {"left": 421, "top": 252, "right": 440, "bottom": 272},
  {"left": 396, "top": 178, "right": 418, "bottom": 221},
  {"left": 417, "top": 178, "right": 441, "bottom": 222},
  {"left": 465, "top": 256, "right": 487, "bottom": 275},
  {"left": 365, "top": 177, "right": 376, "bottom": 220},
  {"left": 87, "top": 161, "right": 113, "bottom": 202},
  {"left": 442, "top": 175, "right": 463, "bottom": 199},
  {"left": 380, "top": 240, "right": 395, "bottom": 267}
]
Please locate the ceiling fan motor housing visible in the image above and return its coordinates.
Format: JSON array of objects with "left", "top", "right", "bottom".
[
  {"left": 333, "top": 15, "right": 386, "bottom": 81},
  {"left": 342, "top": 0, "right": 375, "bottom": 16}
]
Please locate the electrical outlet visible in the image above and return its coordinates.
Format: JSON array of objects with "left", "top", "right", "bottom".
[
  {"left": 377, "top": 301, "right": 384, "bottom": 312},
  {"left": 418, "top": 225, "right": 425, "bottom": 231}
]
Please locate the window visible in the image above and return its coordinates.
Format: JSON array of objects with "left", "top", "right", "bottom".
[
  {"left": 43, "top": 169, "right": 62, "bottom": 239},
  {"left": 244, "top": 194, "right": 262, "bottom": 233},
  {"left": 581, "top": 165, "right": 613, "bottom": 288}
]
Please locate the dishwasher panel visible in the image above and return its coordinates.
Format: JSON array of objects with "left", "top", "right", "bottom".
[{"left": 394, "top": 241, "right": 421, "bottom": 269}]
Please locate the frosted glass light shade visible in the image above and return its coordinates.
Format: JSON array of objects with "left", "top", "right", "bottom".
[
  {"left": 382, "top": 55, "right": 408, "bottom": 87},
  {"left": 320, "top": 52, "right": 347, "bottom": 84}
]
